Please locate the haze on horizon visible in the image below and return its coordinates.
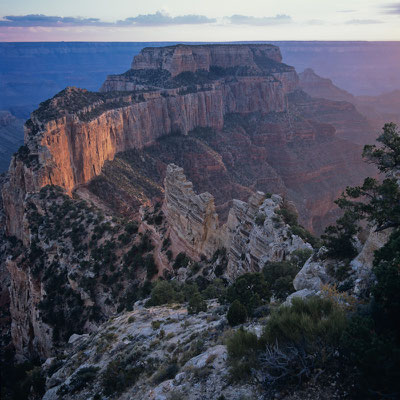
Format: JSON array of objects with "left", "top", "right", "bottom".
[{"left": 0, "top": 0, "right": 400, "bottom": 42}]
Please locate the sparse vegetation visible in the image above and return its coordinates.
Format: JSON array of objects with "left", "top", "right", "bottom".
[
  {"left": 173, "top": 252, "right": 191, "bottom": 269},
  {"left": 263, "top": 260, "right": 301, "bottom": 300},
  {"left": 226, "top": 273, "right": 270, "bottom": 315},
  {"left": 188, "top": 292, "right": 207, "bottom": 314},
  {"left": 227, "top": 300, "right": 247, "bottom": 326},
  {"left": 101, "top": 355, "right": 144, "bottom": 395},
  {"left": 152, "top": 363, "right": 179, "bottom": 384}
]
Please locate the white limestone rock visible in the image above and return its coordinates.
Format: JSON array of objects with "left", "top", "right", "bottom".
[{"left": 293, "top": 247, "right": 331, "bottom": 292}]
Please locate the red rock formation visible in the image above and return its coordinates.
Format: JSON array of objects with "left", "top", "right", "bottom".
[
  {"left": 2, "top": 43, "right": 375, "bottom": 243},
  {"left": 130, "top": 44, "right": 283, "bottom": 77},
  {"left": 3, "top": 44, "right": 299, "bottom": 241},
  {"left": 299, "top": 68, "right": 355, "bottom": 103}
]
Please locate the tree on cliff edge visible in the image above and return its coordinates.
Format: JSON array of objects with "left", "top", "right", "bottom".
[
  {"left": 323, "top": 123, "right": 400, "bottom": 397},
  {"left": 322, "top": 122, "right": 400, "bottom": 258}
]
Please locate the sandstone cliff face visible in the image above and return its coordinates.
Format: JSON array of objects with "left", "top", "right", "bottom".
[
  {"left": 3, "top": 44, "right": 374, "bottom": 244},
  {"left": 6, "top": 256, "right": 53, "bottom": 359},
  {"left": 163, "top": 164, "right": 311, "bottom": 279},
  {"left": 4, "top": 44, "right": 299, "bottom": 242},
  {"left": 223, "top": 193, "right": 311, "bottom": 279},
  {"left": 130, "top": 44, "right": 283, "bottom": 77},
  {"left": 299, "top": 68, "right": 355, "bottom": 103},
  {"left": 163, "top": 164, "right": 221, "bottom": 260}
]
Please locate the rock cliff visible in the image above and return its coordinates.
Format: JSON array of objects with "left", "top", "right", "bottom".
[
  {"left": 163, "top": 164, "right": 221, "bottom": 260},
  {"left": 0, "top": 44, "right": 378, "bottom": 360},
  {"left": 299, "top": 68, "right": 355, "bottom": 103},
  {"left": 223, "top": 193, "right": 311, "bottom": 279},
  {"left": 3, "top": 44, "right": 300, "bottom": 242},
  {"left": 130, "top": 44, "right": 283, "bottom": 76},
  {"left": 163, "top": 164, "right": 311, "bottom": 279}
]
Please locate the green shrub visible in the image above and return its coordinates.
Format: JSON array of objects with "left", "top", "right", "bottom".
[
  {"left": 152, "top": 320, "right": 162, "bottom": 330},
  {"left": 322, "top": 212, "right": 359, "bottom": 260},
  {"left": 154, "top": 213, "right": 163, "bottom": 225},
  {"left": 146, "top": 281, "right": 184, "bottom": 306},
  {"left": 69, "top": 366, "right": 99, "bottom": 393},
  {"left": 173, "top": 252, "right": 191, "bottom": 269},
  {"left": 227, "top": 300, "right": 247, "bottom": 326},
  {"left": 190, "top": 262, "right": 202, "bottom": 275},
  {"left": 188, "top": 293, "right": 207, "bottom": 314},
  {"left": 262, "top": 297, "right": 346, "bottom": 348},
  {"left": 290, "top": 248, "right": 313, "bottom": 268},
  {"left": 340, "top": 314, "right": 400, "bottom": 397},
  {"left": 140, "top": 232, "right": 155, "bottom": 252},
  {"left": 166, "top": 250, "right": 173, "bottom": 261},
  {"left": 152, "top": 363, "right": 179, "bottom": 384},
  {"left": 101, "top": 357, "right": 143, "bottom": 395},
  {"left": 255, "top": 213, "right": 266, "bottom": 226},
  {"left": 226, "top": 273, "right": 270, "bottom": 314},
  {"left": 226, "top": 328, "right": 260, "bottom": 381},
  {"left": 263, "top": 261, "right": 300, "bottom": 300},
  {"left": 277, "top": 207, "right": 298, "bottom": 227},
  {"left": 145, "top": 254, "right": 158, "bottom": 279},
  {"left": 202, "top": 279, "right": 227, "bottom": 300}
]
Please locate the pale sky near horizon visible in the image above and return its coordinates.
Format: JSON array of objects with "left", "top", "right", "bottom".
[{"left": 0, "top": 0, "right": 399, "bottom": 41}]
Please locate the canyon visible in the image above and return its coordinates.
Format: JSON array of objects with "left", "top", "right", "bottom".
[{"left": 0, "top": 43, "right": 382, "bottom": 365}]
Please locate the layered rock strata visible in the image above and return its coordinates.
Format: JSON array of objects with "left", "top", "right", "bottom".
[
  {"left": 163, "top": 164, "right": 221, "bottom": 260},
  {"left": 299, "top": 68, "right": 355, "bottom": 103},
  {"left": 3, "top": 43, "right": 299, "bottom": 243},
  {"left": 224, "top": 193, "right": 311, "bottom": 279},
  {"left": 163, "top": 164, "right": 311, "bottom": 279},
  {"left": 130, "top": 44, "right": 283, "bottom": 76}
]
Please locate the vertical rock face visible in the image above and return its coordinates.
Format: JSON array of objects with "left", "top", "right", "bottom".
[
  {"left": 163, "top": 164, "right": 311, "bottom": 279},
  {"left": 130, "top": 44, "right": 283, "bottom": 76},
  {"left": 299, "top": 68, "right": 355, "bottom": 103},
  {"left": 6, "top": 257, "right": 53, "bottom": 359},
  {"left": 3, "top": 44, "right": 298, "bottom": 242},
  {"left": 224, "top": 193, "right": 311, "bottom": 279},
  {"left": 163, "top": 164, "right": 221, "bottom": 259}
]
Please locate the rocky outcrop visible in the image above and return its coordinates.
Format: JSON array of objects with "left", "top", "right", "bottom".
[
  {"left": 224, "top": 193, "right": 312, "bottom": 279},
  {"left": 3, "top": 184, "right": 163, "bottom": 359},
  {"left": 350, "top": 228, "right": 393, "bottom": 295},
  {"left": 163, "top": 164, "right": 221, "bottom": 260},
  {"left": 292, "top": 247, "right": 332, "bottom": 293},
  {"left": 6, "top": 256, "right": 53, "bottom": 360},
  {"left": 4, "top": 44, "right": 300, "bottom": 242},
  {"left": 41, "top": 299, "right": 262, "bottom": 400},
  {"left": 163, "top": 164, "right": 312, "bottom": 279},
  {"left": 299, "top": 68, "right": 355, "bottom": 103},
  {"left": 291, "top": 227, "right": 392, "bottom": 299},
  {"left": 130, "top": 44, "right": 283, "bottom": 77}
]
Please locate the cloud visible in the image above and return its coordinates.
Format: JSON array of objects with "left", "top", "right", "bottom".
[
  {"left": 345, "top": 19, "right": 384, "bottom": 24},
  {"left": 382, "top": 3, "right": 400, "bottom": 14},
  {"left": 0, "top": 12, "right": 216, "bottom": 28},
  {"left": 337, "top": 10, "right": 357, "bottom": 13},
  {"left": 118, "top": 11, "right": 216, "bottom": 26},
  {"left": 0, "top": 14, "right": 109, "bottom": 27},
  {"left": 227, "top": 14, "right": 292, "bottom": 26},
  {"left": 307, "top": 19, "right": 325, "bottom": 25}
]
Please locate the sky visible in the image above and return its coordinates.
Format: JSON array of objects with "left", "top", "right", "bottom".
[{"left": 0, "top": 0, "right": 399, "bottom": 41}]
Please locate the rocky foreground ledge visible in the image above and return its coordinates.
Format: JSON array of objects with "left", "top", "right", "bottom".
[{"left": 42, "top": 299, "right": 346, "bottom": 400}]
